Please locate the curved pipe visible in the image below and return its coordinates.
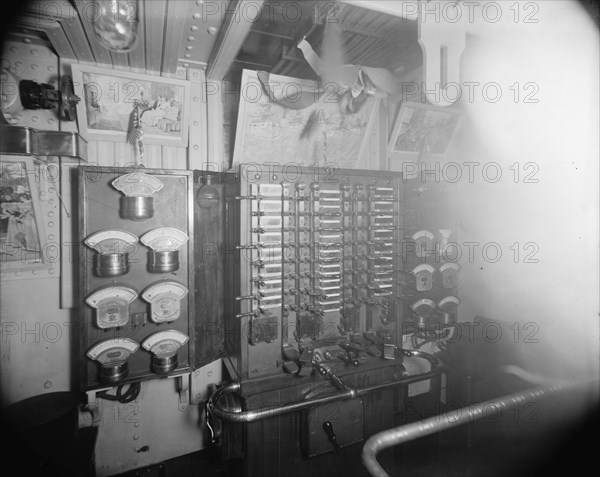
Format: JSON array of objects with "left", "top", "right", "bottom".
[
  {"left": 361, "top": 376, "right": 599, "bottom": 477},
  {"left": 207, "top": 350, "right": 443, "bottom": 423}
]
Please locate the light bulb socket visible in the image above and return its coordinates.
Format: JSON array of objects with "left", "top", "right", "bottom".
[
  {"left": 96, "top": 253, "right": 129, "bottom": 277},
  {"left": 120, "top": 196, "right": 154, "bottom": 221},
  {"left": 147, "top": 250, "right": 179, "bottom": 273}
]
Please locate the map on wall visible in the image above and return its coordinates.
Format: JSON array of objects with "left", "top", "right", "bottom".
[{"left": 232, "top": 69, "right": 380, "bottom": 170}]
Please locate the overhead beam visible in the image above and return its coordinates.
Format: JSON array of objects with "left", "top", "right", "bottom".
[{"left": 206, "top": 0, "right": 265, "bottom": 81}]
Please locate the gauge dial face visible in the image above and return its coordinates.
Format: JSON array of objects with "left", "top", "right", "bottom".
[
  {"left": 410, "top": 298, "right": 436, "bottom": 320},
  {"left": 412, "top": 230, "right": 434, "bottom": 258},
  {"left": 87, "top": 338, "right": 139, "bottom": 364},
  {"left": 142, "top": 281, "right": 188, "bottom": 323},
  {"left": 142, "top": 330, "right": 189, "bottom": 357},
  {"left": 440, "top": 263, "right": 460, "bottom": 288},
  {"left": 140, "top": 227, "right": 189, "bottom": 251},
  {"left": 84, "top": 230, "right": 139, "bottom": 254},
  {"left": 438, "top": 296, "right": 461, "bottom": 310},
  {"left": 86, "top": 286, "right": 138, "bottom": 328},
  {"left": 412, "top": 264, "right": 435, "bottom": 292},
  {"left": 112, "top": 173, "right": 164, "bottom": 197}
]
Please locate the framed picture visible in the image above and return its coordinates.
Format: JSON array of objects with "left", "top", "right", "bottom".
[
  {"left": 0, "top": 156, "right": 55, "bottom": 277},
  {"left": 71, "top": 64, "right": 190, "bottom": 146},
  {"left": 232, "top": 69, "right": 381, "bottom": 170},
  {"left": 388, "top": 101, "right": 461, "bottom": 162}
]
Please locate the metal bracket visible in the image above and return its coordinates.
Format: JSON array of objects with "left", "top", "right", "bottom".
[
  {"left": 175, "top": 374, "right": 190, "bottom": 411},
  {"left": 0, "top": 124, "right": 87, "bottom": 159}
]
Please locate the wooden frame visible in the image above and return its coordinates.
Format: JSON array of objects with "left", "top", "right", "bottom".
[
  {"left": 71, "top": 64, "right": 190, "bottom": 146},
  {"left": 387, "top": 101, "right": 461, "bottom": 162},
  {"left": 0, "top": 156, "right": 53, "bottom": 277}
]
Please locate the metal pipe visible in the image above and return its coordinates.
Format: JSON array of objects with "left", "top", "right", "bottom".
[
  {"left": 361, "top": 376, "right": 598, "bottom": 477},
  {"left": 206, "top": 350, "right": 443, "bottom": 423}
]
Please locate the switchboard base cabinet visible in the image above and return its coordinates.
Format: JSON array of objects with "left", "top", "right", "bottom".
[{"left": 218, "top": 359, "right": 443, "bottom": 477}]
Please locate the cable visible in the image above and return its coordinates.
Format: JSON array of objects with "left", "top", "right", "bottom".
[{"left": 96, "top": 382, "right": 141, "bottom": 403}]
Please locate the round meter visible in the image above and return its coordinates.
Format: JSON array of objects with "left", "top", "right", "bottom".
[
  {"left": 142, "top": 281, "right": 188, "bottom": 323},
  {"left": 86, "top": 285, "right": 138, "bottom": 329},
  {"left": 87, "top": 338, "right": 139, "bottom": 384},
  {"left": 142, "top": 330, "right": 189, "bottom": 375}
]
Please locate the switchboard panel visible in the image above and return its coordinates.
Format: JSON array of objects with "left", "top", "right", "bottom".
[
  {"left": 222, "top": 165, "right": 408, "bottom": 380},
  {"left": 78, "top": 166, "right": 195, "bottom": 390}
]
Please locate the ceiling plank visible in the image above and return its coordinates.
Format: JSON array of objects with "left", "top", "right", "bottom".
[
  {"left": 128, "top": 0, "right": 147, "bottom": 71},
  {"left": 207, "top": 0, "right": 265, "bottom": 81},
  {"left": 72, "top": 0, "right": 113, "bottom": 65},
  {"left": 144, "top": 0, "right": 167, "bottom": 73},
  {"left": 161, "top": 0, "right": 189, "bottom": 75}
]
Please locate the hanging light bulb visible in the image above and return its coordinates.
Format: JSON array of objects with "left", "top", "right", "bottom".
[
  {"left": 196, "top": 174, "right": 220, "bottom": 209},
  {"left": 91, "top": 0, "right": 139, "bottom": 53}
]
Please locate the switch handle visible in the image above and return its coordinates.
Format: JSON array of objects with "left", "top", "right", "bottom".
[{"left": 323, "top": 421, "right": 341, "bottom": 452}]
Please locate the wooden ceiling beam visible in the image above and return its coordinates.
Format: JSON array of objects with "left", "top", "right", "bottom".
[{"left": 207, "top": 0, "right": 265, "bottom": 81}]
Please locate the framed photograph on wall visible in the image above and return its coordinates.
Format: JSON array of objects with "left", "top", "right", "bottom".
[
  {"left": 0, "top": 156, "right": 55, "bottom": 277},
  {"left": 387, "top": 101, "right": 462, "bottom": 162},
  {"left": 71, "top": 64, "right": 190, "bottom": 146}
]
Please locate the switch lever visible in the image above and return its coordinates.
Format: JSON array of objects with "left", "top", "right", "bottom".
[{"left": 323, "top": 421, "right": 341, "bottom": 452}]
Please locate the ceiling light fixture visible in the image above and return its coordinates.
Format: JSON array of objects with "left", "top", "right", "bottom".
[{"left": 91, "top": 0, "right": 140, "bottom": 53}]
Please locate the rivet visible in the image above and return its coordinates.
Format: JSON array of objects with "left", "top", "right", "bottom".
[
  {"left": 48, "top": 199, "right": 55, "bottom": 205},
  {"left": 48, "top": 221, "right": 54, "bottom": 227},
  {"left": 188, "top": 36, "right": 195, "bottom": 41},
  {"left": 272, "top": 175, "right": 278, "bottom": 181},
  {"left": 193, "top": 96, "right": 198, "bottom": 102},
  {"left": 193, "top": 145, "right": 199, "bottom": 150},
  {"left": 9, "top": 46, "right": 17, "bottom": 52},
  {"left": 44, "top": 381, "right": 53, "bottom": 389},
  {"left": 255, "top": 174, "right": 260, "bottom": 179},
  {"left": 207, "top": 27, "right": 218, "bottom": 35},
  {"left": 31, "top": 64, "right": 38, "bottom": 70},
  {"left": 48, "top": 234, "right": 55, "bottom": 240},
  {"left": 134, "top": 423, "right": 139, "bottom": 428},
  {"left": 196, "top": 0, "right": 204, "bottom": 5},
  {"left": 193, "top": 12, "right": 201, "bottom": 19},
  {"left": 193, "top": 120, "right": 198, "bottom": 126},
  {"left": 48, "top": 211, "right": 54, "bottom": 217},
  {"left": 14, "top": 61, "right": 21, "bottom": 67},
  {"left": 32, "top": 116, "right": 39, "bottom": 122},
  {"left": 23, "top": 38, "right": 32, "bottom": 44},
  {"left": 49, "top": 268, "right": 55, "bottom": 274},
  {"left": 48, "top": 118, "right": 55, "bottom": 124},
  {"left": 207, "top": 370, "right": 213, "bottom": 377},
  {"left": 30, "top": 49, "right": 38, "bottom": 56},
  {"left": 32, "top": 270, "right": 37, "bottom": 275},
  {"left": 133, "top": 435, "right": 139, "bottom": 440},
  {"left": 47, "top": 65, "right": 55, "bottom": 71},
  {"left": 183, "top": 63, "right": 189, "bottom": 67},
  {"left": 186, "top": 45, "right": 193, "bottom": 51},
  {"left": 48, "top": 187, "right": 55, "bottom": 193},
  {"left": 185, "top": 53, "right": 191, "bottom": 58},
  {"left": 190, "top": 25, "right": 198, "bottom": 31}
]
